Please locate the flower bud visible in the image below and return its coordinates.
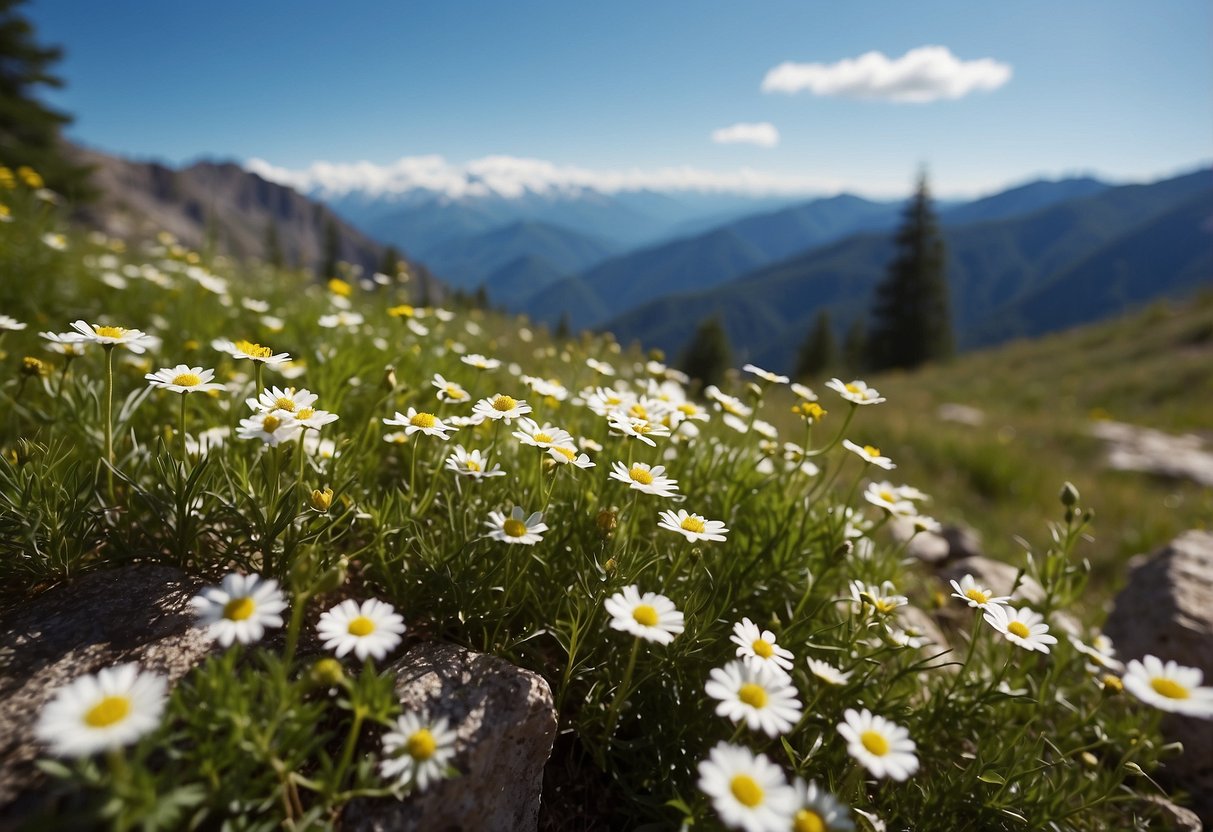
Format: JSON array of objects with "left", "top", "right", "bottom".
[
  {"left": 1059, "top": 482, "right": 1080, "bottom": 507},
  {"left": 310, "top": 487, "right": 334, "bottom": 513},
  {"left": 308, "top": 658, "right": 346, "bottom": 690},
  {"left": 21, "top": 356, "right": 48, "bottom": 377},
  {"left": 382, "top": 364, "right": 397, "bottom": 392},
  {"left": 596, "top": 509, "right": 617, "bottom": 539},
  {"left": 314, "top": 557, "right": 349, "bottom": 593}
]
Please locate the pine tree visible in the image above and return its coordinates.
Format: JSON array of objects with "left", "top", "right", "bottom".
[
  {"left": 680, "top": 316, "right": 731, "bottom": 391},
  {"left": 554, "top": 311, "right": 571, "bottom": 341},
  {"left": 264, "top": 220, "right": 283, "bottom": 269},
  {"left": 842, "top": 317, "right": 867, "bottom": 374},
  {"left": 320, "top": 218, "right": 340, "bottom": 279},
  {"left": 379, "top": 245, "right": 402, "bottom": 278},
  {"left": 0, "top": 0, "right": 93, "bottom": 199},
  {"left": 866, "top": 170, "right": 953, "bottom": 371},
  {"left": 795, "top": 309, "right": 837, "bottom": 379}
]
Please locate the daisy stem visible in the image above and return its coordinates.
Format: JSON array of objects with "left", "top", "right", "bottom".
[
  {"left": 102, "top": 344, "right": 115, "bottom": 497},
  {"left": 542, "top": 465, "right": 559, "bottom": 513},
  {"left": 663, "top": 538, "right": 691, "bottom": 591},
  {"left": 297, "top": 427, "right": 309, "bottom": 485},
  {"left": 804, "top": 403, "right": 857, "bottom": 458},
  {"left": 282, "top": 587, "right": 310, "bottom": 667},
  {"left": 331, "top": 705, "right": 368, "bottom": 797},
  {"left": 408, "top": 438, "right": 419, "bottom": 501},
  {"left": 179, "top": 391, "right": 188, "bottom": 465},
  {"left": 254, "top": 361, "right": 264, "bottom": 396},
  {"left": 603, "top": 638, "right": 642, "bottom": 742}
]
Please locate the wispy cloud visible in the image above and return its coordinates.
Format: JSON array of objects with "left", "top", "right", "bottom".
[
  {"left": 245, "top": 154, "right": 854, "bottom": 198},
  {"left": 711, "top": 122, "right": 780, "bottom": 148},
  {"left": 761, "top": 46, "right": 1011, "bottom": 103}
]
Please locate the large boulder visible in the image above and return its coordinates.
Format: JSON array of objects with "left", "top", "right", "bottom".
[
  {"left": 0, "top": 564, "right": 210, "bottom": 816},
  {"left": 1103, "top": 531, "right": 1213, "bottom": 821},
  {"left": 343, "top": 641, "right": 558, "bottom": 832}
]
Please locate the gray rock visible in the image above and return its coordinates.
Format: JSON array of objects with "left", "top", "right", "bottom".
[
  {"left": 900, "top": 522, "right": 984, "bottom": 565},
  {"left": 0, "top": 564, "right": 210, "bottom": 814},
  {"left": 1090, "top": 420, "right": 1213, "bottom": 486},
  {"left": 1104, "top": 531, "right": 1213, "bottom": 822},
  {"left": 1141, "top": 795, "right": 1203, "bottom": 832},
  {"left": 343, "top": 642, "right": 557, "bottom": 832}
]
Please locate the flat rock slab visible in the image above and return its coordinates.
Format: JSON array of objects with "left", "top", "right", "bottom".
[
  {"left": 1090, "top": 420, "right": 1213, "bottom": 486},
  {"left": 344, "top": 642, "right": 557, "bottom": 832},
  {"left": 1104, "top": 530, "right": 1213, "bottom": 823},
  {"left": 0, "top": 564, "right": 209, "bottom": 814}
]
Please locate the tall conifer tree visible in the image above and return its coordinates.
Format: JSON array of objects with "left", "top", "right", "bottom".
[{"left": 866, "top": 170, "right": 953, "bottom": 370}]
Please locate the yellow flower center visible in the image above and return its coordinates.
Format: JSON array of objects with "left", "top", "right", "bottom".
[
  {"left": 629, "top": 467, "right": 654, "bottom": 485},
  {"left": 1103, "top": 674, "right": 1123, "bottom": 692},
  {"left": 347, "top": 616, "right": 376, "bottom": 636},
  {"left": 446, "top": 385, "right": 466, "bottom": 399},
  {"left": 863, "top": 445, "right": 881, "bottom": 457},
  {"left": 223, "top": 597, "right": 256, "bottom": 621},
  {"left": 492, "top": 395, "right": 517, "bottom": 412},
  {"left": 236, "top": 340, "right": 273, "bottom": 359},
  {"left": 388, "top": 304, "right": 414, "bottom": 318},
  {"left": 406, "top": 728, "right": 437, "bottom": 761},
  {"left": 552, "top": 446, "right": 575, "bottom": 461},
  {"left": 965, "top": 588, "right": 991, "bottom": 604},
  {"left": 629, "top": 403, "right": 648, "bottom": 419},
  {"left": 466, "top": 459, "right": 481, "bottom": 472},
  {"left": 262, "top": 414, "right": 282, "bottom": 433},
  {"left": 631, "top": 604, "right": 658, "bottom": 627},
  {"left": 873, "top": 598, "right": 899, "bottom": 614},
  {"left": 84, "top": 695, "right": 132, "bottom": 728},
  {"left": 738, "top": 683, "right": 768, "bottom": 709},
  {"left": 171, "top": 372, "right": 201, "bottom": 387},
  {"left": 410, "top": 412, "right": 437, "bottom": 428},
  {"left": 1007, "top": 621, "right": 1031, "bottom": 639},
  {"left": 1150, "top": 677, "right": 1190, "bottom": 700},
  {"left": 677, "top": 403, "right": 697, "bottom": 415},
  {"left": 861, "top": 730, "right": 890, "bottom": 756},
  {"left": 503, "top": 518, "right": 528, "bottom": 538},
  {"left": 274, "top": 396, "right": 296, "bottom": 411},
  {"left": 297, "top": 408, "right": 314, "bottom": 420},
  {"left": 752, "top": 638, "right": 774, "bottom": 659},
  {"left": 94, "top": 325, "right": 126, "bottom": 338},
  {"left": 534, "top": 432, "right": 553, "bottom": 444},
  {"left": 794, "top": 809, "right": 827, "bottom": 832},
  {"left": 845, "top": 383, "right": 860, "bottom": 394},
  {"left": 327, "top": 277, "right": 352, "bottom": 296},
  {"left": 680, "top": 516, "right": 706, "bottom": 534},
  {"left": 729, "top": 774, "right": 764, "bottom": 808},
  {"left": 879, "top": 489, "right": 895, "bottom": 502}
]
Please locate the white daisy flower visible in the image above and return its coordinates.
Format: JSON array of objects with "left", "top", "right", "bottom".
[
  {"left": 472, "top": 393, "right": 532, "bottom": 423},
  {"left": 791, "top": 778, "right": 855, "bottom": 832},
  {"left": 1122, "top": 655, "right": 1213, "bottom": 717},
  {"left": 304, "top": 434, "right": 339, "bottom": 459},
  {"left": 863, "top": 482, "right": 917, "bottom": 516},
  {"left": 949, "top": 575, "right": 1012, "bottom": 610},
  {"left": 247, "top": 386, "right": 318, "bottom": 414},
  {"left": 190, "top": 572, "right": 288, "bottom": 647},
  {"left": 241, "top": 297, "right": 271, "bottom": 313},
  {"left": 316, "top": 598, "right": 406, "bottom": 661},
  {"left": 237, "top": 411, "right": 301, "bottom": 446},
  {"left": 604, "top": 585, "right": 684, "bottom": 645},
  {"left": 431, "top": 373, "right": 469, "bottom": 402},
  {"left": 185, "top": 426, "right": 230, "bottom": 456},
  {"left": 512, "top": 418, "right": 573, "bottom": 449},
  {"left": 806, "top": 658, "right": 853, "bottom": 686},
  {"left": 837, "top": 708, "right": 919, "bottom": 781},
  {"left": 294, "top": 405, "right": 339, "bottom": 430},
  {"left": 842, "top": 440, "right": 895, "bottom": 470},
  {"left": 383, "top": 408, "right": 455, "bottom": 440},
  {"left": 35, "top": 663, "right": 168, "bottom": 757},
  {"left": 145, "top": 364, "right": 226, "bottom": 394},
  {"left": 697, "top": 742, "right": 798, "bottom": 832},
  {"left": 318, "top": 311, "right": 364, "bottom": 330},
  {"left": 730, "top": 618, "right": 794, "bottom": 672},
  {"left": 790, "top": 383, "right": 817, "bottom": 402},
  {"left": 826, "top": 378, "right": 886, "bottom": 405},
  {"left": 742, "top": 364, "right": 789, "bottom": 384},
  {"left": 42, "top": 232, "right": 68, "bottom": 250},
  {"left": 584, "top": 386, "right": 630, "bottom": 417},
  {"left": 379, "top": 711, "right": 458, "bottom": 792},
  {"left": 1068, "top": 634, "right": 1125, "bottom": 673},
  {"left": 546, "top": 445, "right": 595, "bottom": 468},
  {"left": 445, "top": 446, "right": 505, "bottom": 479},
  {"left": 658, "top": 508, "right": 728, "bottom": 543},
  {"left": 382, "top": 431, "right": 410, "bottom": 445},
  {"left": 705, "top": 386, "right": 753, "bottom": 418},
  {"left": 40, "top": 330, "right": 88, "bottom": 356},
  {"left": 212, "top": 337, "right": 292, "bottom": 366},
  {"left": 461, "top": 353, "right": 501, "bottom": 370},
  {"left": 609, "top": 461, "right": 679, "bottom": 497},
  {"left": 586, "top": 357, "right": 616, "bottom": 375},
  {"left": 983, "top": 604, "right": 1058, "bottom": 653},
  {"left": 522, "top": 375, "right": 569, "bottom": 401},
  {"left": 66, "top": 320, "right": 155, "bottom": 353},
  {"left": 0, "top": 314, "right": 27, "bottom": 331},
  {"left": 848, "top": 580, "right": 907, "bottom": 615},
  {"left": 608, "top": 415, "right": 671, "bottom": 447},
  {"left": 705, "top": 659, "right": 803, "bottom": 737},
  {"left": 485, "top": 506, "right": 548, "bottom": 545}
]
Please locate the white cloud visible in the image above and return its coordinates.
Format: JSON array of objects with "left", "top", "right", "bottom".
[
  {"left": 711, "top": 122, "right": 780, "bottom": 148},
  {"left": 761, "top": 45, "right": 1011, "bottom": 103},
  {"left": 245, "top": 154, "right": 853, "bottom": 198}
]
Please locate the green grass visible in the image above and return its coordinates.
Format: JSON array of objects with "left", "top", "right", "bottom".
[{"left": 0, "top": 177, "right": 1199, "bottom": 831}]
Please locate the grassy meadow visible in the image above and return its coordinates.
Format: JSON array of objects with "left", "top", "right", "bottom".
[{"left": 0, "top": 174, "right": 1207, "bottom": 831}]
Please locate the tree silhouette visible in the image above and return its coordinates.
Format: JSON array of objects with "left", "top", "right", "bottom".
[
  {"left": 866, "top": 170, "right": 953, "bottom": 370},
  {"left": 680, "top": 316, "right": 731, "bottom": 391},
  {"left": 795, "top": 308, "right": 837, "bottom": 379}
]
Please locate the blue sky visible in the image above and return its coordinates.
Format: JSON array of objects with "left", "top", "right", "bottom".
[{"left": 26, "top": 0, "right": 1213, "bottom": 197}]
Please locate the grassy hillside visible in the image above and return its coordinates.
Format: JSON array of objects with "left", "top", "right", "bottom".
[{"left": 784, "top": 294, "right": 1213, "bottom": 590}]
